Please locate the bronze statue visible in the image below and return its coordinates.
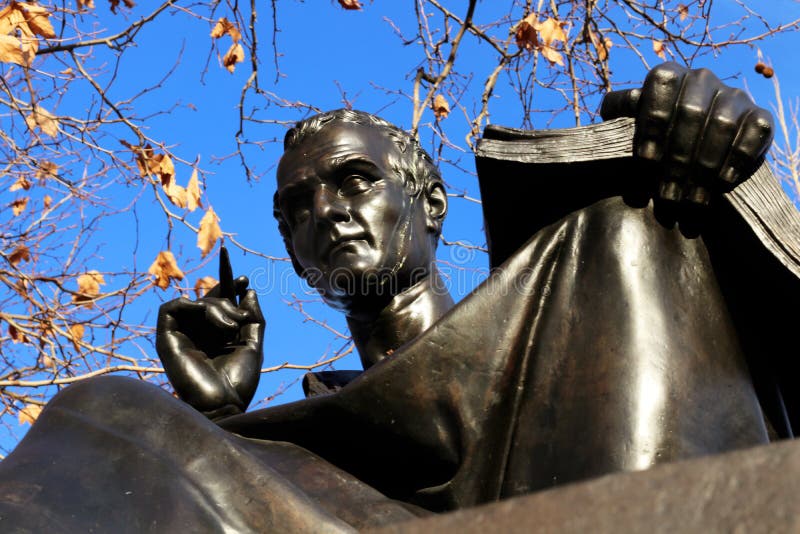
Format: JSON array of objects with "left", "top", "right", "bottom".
[{"left": 0, "top": 63, "right": 795, "bottom": 532}]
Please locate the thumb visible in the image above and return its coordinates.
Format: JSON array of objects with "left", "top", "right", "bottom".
[
  {"left": 238, "top": 289, "right": 265, "bottom": 349},
  {"left": 233, "top": 275, "right": 250, "bottom": 299},
  {"left": 238, "top": 289, "right": 265, "bottom": 325}
]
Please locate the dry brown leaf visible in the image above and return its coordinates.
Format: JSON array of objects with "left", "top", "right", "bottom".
[
  {"left": 222, "top": 42, "right": 245, "bottom": 73},
  {"left": 540, "top": 46, "right": 564, "bottom": 66},
  {"left": 653, "top": 39, "right": 666, "bottom": 60},
  {"left": 194, "top": 276, "right": 217, "bottom": 298},
  {"left": 533, "top": 17, "right": 568, "bottom": 47},
  {"left": 121, "top": 141, "right": 176, "bottom": 186},
  {"left": 603, "top": 38, "right": 614, "bottom": 57},
  {"left": 187, "top": 168, "right": 203, "bottom": 212},
  {"left": 120, "top": 140, "right": 153, "bottom": 177},
  {"left": 0, "top": 2, "right": 26, "bottom": 34},
  {"left": 515, "top": 13, "right": 538, "bottom": 51},
  {"left": 0, "top": 34, "right": 28, "bottom": 66},
  {"left": 37, "top": 320, "right": 54, "bottom": 348},
  {"left": 9, "top": 323, "right": 28, "bottom": 343},
  {"left": 338, "top": 0, "right": 362, "bottom": 10},
  {"left": 197, "top": 207, "right": 222, "bottom": 258},
  {"left": 17, "top": 3, "right": 47, "bottom": 14},
  {"left": 154, "top": 156, "right": 189, "bottom": 209},
  {"left": 8, "top": 244, "right": 30, "bottom": 266},
  {"left": 19, "top": 2, "right": 55, "bottom": 39},
  {"left": 589, "top": 30, "right": 612, "bottom": 61},
  {"left": 154, "top": 153, "right": 175, "bottom": 187},
  {"left": 36, "top": 160, "right": 58, "bottom": 181},
  {"left": 148, "top": 250, "right": 185, "bottom": 290},
  {"left": 210, "top": 18, "right": 226, "bottom": 38},
  {"left": 23, "top": 111, "right": 36, "bottom": 131},
  {"left": 68, "top": 323, "right": 84, "bottom": 352},
  {"left": 210, "top": 17, "right": 241, "bottom": 42},
  {"left": 19, "top": 34, "right": 37, "bottom": 64},
  {"left": 43, "top": 194, "right": 52, "bottom": 208},
  {"left": 73, "top": 271, "right": 105, "bottom": 306},
  {"left": 432, "top": 94, "right": 450, "bottom": 120},
  {"left": 109, "top": 0, "right": 135, "bottom": 14},
  {"left": 678, "top": 4, "right": 688, "bottom": 22},
  {"left": 36, "top": 107, "right": 58, "bottom": 137},
  {"left": 18, "top": 404, "right": 41, "bottom": 425},
  {"left": 77, "top": 0, "right": 94, "bottom": 10},
  {"left": 533, "top": 17, "right": 567, "bottom": 66},
  {"left": 0, "top": 2, "right": 53, "bottom": 66},
  {"left": 12, "top": 278, "right": 28, "bottom": 297},
  {"left": 165, "top": 183, "right": 187, "bottom": 209},
  {"left": 11, "top": 196, "right": 28, "bottom": 216},
  {"left": 516, "top": 15, "right": 567, "bottom": 66},
  {"left": 10, "top": 176, "right": 31, "bottom": 191},
  {"left": 26, "top": 106, "right": 58, "bottom": 137}
]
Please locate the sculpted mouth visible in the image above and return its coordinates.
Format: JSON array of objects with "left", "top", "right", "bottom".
[{"left": 328, "top": 237, "right": 368, "bottom": 256}]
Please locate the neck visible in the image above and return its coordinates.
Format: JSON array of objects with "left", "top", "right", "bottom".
[{"left": 347, "top": 268, "right": 454, "bottom": 369}]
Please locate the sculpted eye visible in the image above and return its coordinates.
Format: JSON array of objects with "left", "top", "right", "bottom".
[
  {"left": 291, "top": 207, "right": 310, "bottom": 227},
  {"left": 281, "top": 196, "right": 311, "bottom": 229},
  {"left": 339, "top": 174, "right": 372, "bottom": 196}
]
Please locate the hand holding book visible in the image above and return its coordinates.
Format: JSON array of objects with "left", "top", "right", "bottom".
[{"left": 600, "top": 62, "right": 774, "bottom": 206}]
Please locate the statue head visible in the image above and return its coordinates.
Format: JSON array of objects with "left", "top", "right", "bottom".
[{"left": 274, "top": 109, "right": 448, "bottom": 316}]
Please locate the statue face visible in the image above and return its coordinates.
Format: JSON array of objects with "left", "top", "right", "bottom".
[{"left": 276, "top": 122, "right": 434, "bottom": 313}]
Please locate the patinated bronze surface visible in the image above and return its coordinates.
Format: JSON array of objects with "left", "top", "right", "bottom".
[{"left": 0, "top": 63, "right": 795, "bottom": 532}]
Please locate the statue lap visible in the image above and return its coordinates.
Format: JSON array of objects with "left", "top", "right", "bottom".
[{"left": 0, "top": 376, "right": 422, "bottom": 533}]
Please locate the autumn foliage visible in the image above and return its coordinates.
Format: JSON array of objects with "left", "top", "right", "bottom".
[
  {"left": 0, "top": 0, "right": 796, "bottom": 450},
  {"left": 0, "top": 2, "right": 55, "bottom": 67}
]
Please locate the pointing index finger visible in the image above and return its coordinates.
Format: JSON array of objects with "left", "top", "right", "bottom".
[{"left": 219, "top": 246, "right": 237, "bottom": 306}]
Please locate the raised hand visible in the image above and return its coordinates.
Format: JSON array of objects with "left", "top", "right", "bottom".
[
  {"left": 601, "top": 62, "right": 774, "bottom": 206},
  {"left": 156, "top": 248, "right": 265, "bottom": 419}
]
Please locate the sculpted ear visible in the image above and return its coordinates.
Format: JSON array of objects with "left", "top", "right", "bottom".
[{"left": 425, "top": 182, "right": 447, "bottom": 234}]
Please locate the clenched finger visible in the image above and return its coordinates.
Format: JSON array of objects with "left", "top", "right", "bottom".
[
  {"left": 203, "top": 298, "right": 249, "bottom": 330},
  {"left": 636, "top": 62, "right": 687, "bottom": 162},
  {"left": 693, "top": 87, "right": 752, "bottom": 184},
  {"left": 665, "top": 68, "right": 721, "bottom": 184},
  {"left": 719, "top": 107, "right": 773, "bottom": 186}
]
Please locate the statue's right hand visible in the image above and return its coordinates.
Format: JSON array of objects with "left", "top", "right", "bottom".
[
  {"left": 601, "top": 62, "right": 773, "bottom": 206},
  {"left": 156, "top": 276, "right": 265, "bottom": 419}
]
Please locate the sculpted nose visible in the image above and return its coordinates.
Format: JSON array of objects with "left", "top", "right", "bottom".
[{"left": 313, "top": 187, "right": 349, "bottom": 225}]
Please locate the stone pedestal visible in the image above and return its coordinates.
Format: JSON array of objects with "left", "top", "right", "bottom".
[{"left": 370, "top": 440, "right": 800, "bottom": 533}]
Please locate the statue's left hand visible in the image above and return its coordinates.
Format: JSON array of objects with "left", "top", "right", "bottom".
[{"left": 601, "top": 62, "right": 774, "bottom": 205}]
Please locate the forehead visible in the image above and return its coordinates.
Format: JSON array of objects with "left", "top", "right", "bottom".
[{"left": 277, "top": 121, "right": 400, "bottom": 189}]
